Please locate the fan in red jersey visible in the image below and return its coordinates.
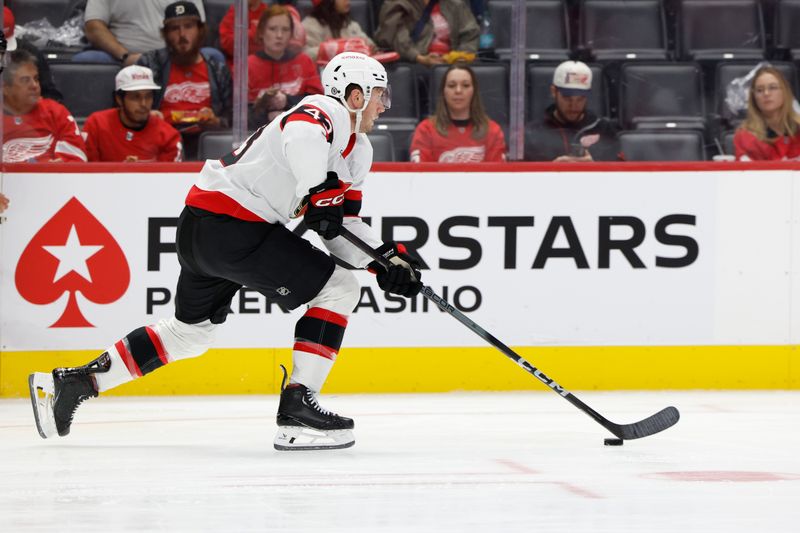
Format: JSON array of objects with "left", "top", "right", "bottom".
[
  {"left": 82, "top": 65, "right": 183, "bottom": 162},
  {"left": 2, "top": 49, "right": 87, "bottom": 163},
  {"left": 248, "top": 5, "right": 323, "bottom": 127},
  {"left": 410, "top": 63, "right": 506, "bottom": 162},
  {"left": 218, "top": 0, "right": 306, "bottom": 68}
]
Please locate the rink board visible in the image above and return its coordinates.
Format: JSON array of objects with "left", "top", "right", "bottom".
[{"left": 1, "top": 162, "right": 799, "bottom": 396}]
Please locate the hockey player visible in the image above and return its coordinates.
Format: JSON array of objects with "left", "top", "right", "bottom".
[{"left": 28, "top": 52, "right": 422, "bottom": 451}]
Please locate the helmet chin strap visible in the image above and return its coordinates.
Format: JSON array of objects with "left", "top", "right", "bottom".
[{"left": 341, "top": 90, "right": 368, "bottom": 133}]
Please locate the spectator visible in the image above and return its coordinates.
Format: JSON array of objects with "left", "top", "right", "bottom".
[
  {"left": 410, "top": 63, "right": 506, "bottom": 162},
  {"left": 73, "top": 0, "right": 223, "bottom": 66},
  {"left": 734, "top": 66, "right": 800, "bottom": 161},
  {"left": 524, "top": 61, "right": 618, "bottom": 162},
  {"left": 82, "top": 65, "right": 183, "bottom": 162},
  {"left": 219, "top": 0, "right": 306, "bottom": 66},
  {"left": 4, "top": 6, "right": 63, "bottom": 102},
  {"left": 2, "top": 50, "right": 87, "bottom": 163},
  {"left": 302, "top": 0, "right": 374, "bottom": 61},
  {"left": 137, "top": 1, "right": 232, "bottom": 159},
  {"left": 374, "top": 0, "right": 479, "bottom": 67},
  {"left": 248, "top": 5, "right": 323, "bottom": 127}
]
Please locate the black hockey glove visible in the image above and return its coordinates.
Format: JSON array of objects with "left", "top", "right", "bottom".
[
  {"left": 368, "top": 242, "right": 423, "bottom": 297},
  {"left": 303, "top": 172, "right": 350, "bottom": 240}
]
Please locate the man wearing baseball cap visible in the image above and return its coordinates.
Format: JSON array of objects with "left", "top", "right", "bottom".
[
  {"left": 525, "top": 60, "right": 618, "bottom": 162},
  {"left": 137, "top": 1, "right": 232, "bottom": 159},
  {"left": 82, "top": 65, "right": 183, "bottom": 162}
]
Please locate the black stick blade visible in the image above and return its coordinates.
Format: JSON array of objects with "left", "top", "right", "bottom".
[{"left": 612, "top": 406, "right": 680, "bottom": 440}]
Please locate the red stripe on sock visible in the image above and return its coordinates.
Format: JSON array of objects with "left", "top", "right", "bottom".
[
  {"left": 304, "top": 307, "right": 348, "bottom": 328},
  {"left": 293, "top": 341, "right": 337, "bottom": 361},
  {"left": 145, "top": 326, "right": 170, "bottom": 365},
  {"left": 115, "top": 339, "right": 142, "bottom": 378}
]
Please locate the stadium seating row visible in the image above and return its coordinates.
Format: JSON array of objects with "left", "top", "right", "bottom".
[{"left": 13, "top": 0, "right": 800, "bottom": 63}]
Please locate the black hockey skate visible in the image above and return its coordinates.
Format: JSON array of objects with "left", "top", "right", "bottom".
[
  {"left": 274, "top": 365, "right": 355, "bottom": 451},
  {"left": 28, "top": 353, "right": 109, "bottom": 438}
]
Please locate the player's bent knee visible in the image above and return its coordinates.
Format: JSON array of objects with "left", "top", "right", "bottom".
[
  {"left": 154, "top": 317, "right": 218, "bottom": 360},
  {"left": 308, "top": 266, "right": 360, "bottom": 316}
]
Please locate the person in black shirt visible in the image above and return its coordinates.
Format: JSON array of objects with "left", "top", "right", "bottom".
[{"left": 525, "top": 60, "right": 618, "bottom": 162}]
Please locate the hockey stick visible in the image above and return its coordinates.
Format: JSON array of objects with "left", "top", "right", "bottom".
[{"left": 340, "top": 227, "right": 679, "bottom": 441}]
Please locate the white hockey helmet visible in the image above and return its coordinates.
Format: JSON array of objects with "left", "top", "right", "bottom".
[{"left": 321, "top": 52, "right": 391, "bottom": 111}]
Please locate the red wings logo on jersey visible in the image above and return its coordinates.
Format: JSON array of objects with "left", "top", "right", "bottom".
[
  {"left": 163, "top": 81, "right": 211, "bottom": 104},
  {"left": 3, "top": 135, "right": 54, "bottom": 163},
  {"left": 438, "top": 146, "right": 486, "bottom": 163},
  {"left": 15, "top": 197, "right": 130, "bottom": 328}
]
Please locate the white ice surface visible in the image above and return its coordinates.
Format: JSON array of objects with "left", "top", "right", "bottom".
[{"left": 1, "top": 391, "right": 799, "bottom": 532}]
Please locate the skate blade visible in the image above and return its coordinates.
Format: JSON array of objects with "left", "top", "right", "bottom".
[
  {"left": 28, "top": 373, "right": 58, "bottom": 439},
  {"left": 273, "top": 425, "right": 355, "bottom": 451}
]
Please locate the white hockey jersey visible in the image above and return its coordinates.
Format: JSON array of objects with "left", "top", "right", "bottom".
[{"left": 185, "top": 94, "right": 382, "bottom": 267}]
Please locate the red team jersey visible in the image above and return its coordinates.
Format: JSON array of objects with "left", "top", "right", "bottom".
[
  {"left": 733, "top": 128, "right": 800, "bottom": 161},
  {"left": 82, "top": 109, "right": 183, "bottom": 162},
  {"left": 247, "top": 52, "right": 323, "bottom": 102},
  {"left": 410, "top": 119, "right": 507, "bottom": 162},
  {"left": 160, "top": 60, "right": 212, "bottom": 125},
  {"left": 2, "top": 98, "right": 87, "bottom": 163}
]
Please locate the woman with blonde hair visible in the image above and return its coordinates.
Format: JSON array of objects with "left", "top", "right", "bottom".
[
  {"left": 410, "top": 63, "right": 506, "bottom": 162},
  {"left": 734, "top": 66, "right": 800, "bottom": 161}
]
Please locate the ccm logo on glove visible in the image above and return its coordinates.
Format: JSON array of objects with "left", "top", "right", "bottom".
[{"left": 303, "top": 172, "right": 351, "bottom": 240}]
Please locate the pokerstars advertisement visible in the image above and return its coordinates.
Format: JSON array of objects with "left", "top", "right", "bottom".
[{"left": 1, "top": 167, "right": 797, "bottom": 351}]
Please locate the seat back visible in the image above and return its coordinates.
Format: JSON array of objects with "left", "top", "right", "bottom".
[
  {"left": 197, "top": 131, "right": 236, "bottom": 161},
  {"left": 720, "top": 129, "right": 736, "bottom": 157},
  {"left": 367, "top": 131, "right": 396, "bottom": 162},
  {"left": 619, "top": 63, "right": 705, "bottom": 129},
  {"left": 527, "top": 63, "right": 607, "bottom": 121},
  {"left": 579, "top": 0, "right": 668, "bottom": 61},
  {"left": 203, "top": 0, "right": 234, "bottom": 49},
  {"left": 381, "top": 63, "right": 419, "bottom": 121},
  {"left": 430, "top": 64, "right": 509, "bottom": 129},
  {"left": 775, "top": 0, "right": 800, "bottom": 52},
  {"left": 678, "top": 0, "right": 765, "bottom": 60},
  {"left": 489, "top": 0, "right": 570, "bottom": 60},
  {"left": 7, "top": 0, "right": 70, "bottom": 26},
  {"left": 618, "top": 130, "right": 707, "bottom": 160},
  {"left": 49, "top": 63, "right": 120, "bottom": 123}
]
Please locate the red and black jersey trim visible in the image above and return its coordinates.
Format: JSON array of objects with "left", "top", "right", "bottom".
[
  {"left": 280, "top": 104, "right": 334, "bottom": 144},
  {"left": 341, "top": 133, "right": 356, "bottom": 158},
  {"left": 293, "top": 307, "right": 348, "bottom": 361},
  {"left": 116, "top": 326, "right": 170, "bottom": 377}
]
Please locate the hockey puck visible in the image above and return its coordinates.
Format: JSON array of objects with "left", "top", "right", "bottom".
[{"left": 604, "top": 438, "right": 624, "bottom": 446}]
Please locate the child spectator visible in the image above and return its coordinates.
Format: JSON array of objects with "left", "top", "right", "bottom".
[
  {"left": 302, "top": 0, "right": 374, "bottom": 61},
  {"left": 82, "top": 65, "right": 183, "bottom": 162},
  {"left": 219, "top": 0, "right": 306, "bottom": 66},
  {"left": 248, "top": 5, "right": 322, "bottom": 127},
  {"left": 410, "top": 63, "right": 506, "bottom": 162},
  {"left": 734, "top": 66, "right": 800, "bottom": 161},
  {"left": 374, "top": 0, "right": 479, "bottom": 67},
  {"left": 2, "top": 50, "right": 86, "bottom": 163},
  {"left": 137, "top": 1, "right": 232, "bottom": 159}
]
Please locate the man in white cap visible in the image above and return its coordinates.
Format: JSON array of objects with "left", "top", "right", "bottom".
[
  {"left": 82, "top": 65, "right": 183, "bottom": 162},
  {"left": 30, "top": 52, "right": 422, "bottom": 452},
  {"left": 525, "top": 60, "right": 618, "bottom": 162}
]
